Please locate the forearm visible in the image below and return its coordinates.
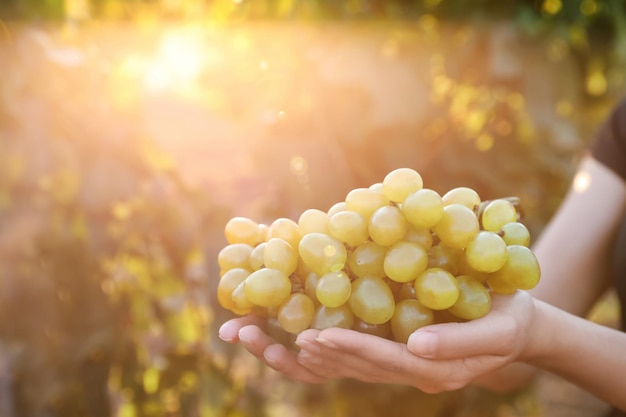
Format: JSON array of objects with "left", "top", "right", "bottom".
[{"left": 525, "top": 298, "right": 626, "bottom": 410}]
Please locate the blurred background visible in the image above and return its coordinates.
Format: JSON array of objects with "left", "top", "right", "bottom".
[{"left": 0, "top": 0, "right": 624, "bottom": 416}]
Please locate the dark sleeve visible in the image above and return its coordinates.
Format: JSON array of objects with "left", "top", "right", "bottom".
[{"left": 589, "top": 99, "right": 626, "bottom": 181}]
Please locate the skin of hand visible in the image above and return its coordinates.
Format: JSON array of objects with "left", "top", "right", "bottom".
[{"left": 219, "top": 291, "right": 537, "bottom": 392}]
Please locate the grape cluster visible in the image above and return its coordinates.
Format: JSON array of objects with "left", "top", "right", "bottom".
[{"left": 217, "top": 168, "right": 540, "bottom": 343}]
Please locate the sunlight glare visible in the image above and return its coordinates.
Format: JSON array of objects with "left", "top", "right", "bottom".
[{"left": 573, "top": 170, "right": 591, "bottom": 193}]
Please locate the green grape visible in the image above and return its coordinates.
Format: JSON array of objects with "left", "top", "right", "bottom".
[
  {"left": 369, "top": 182, "right": 385, "bottom": 194},
  {"left": 384, "top": 241, "right": 429, "bottom": 283},
  {"left": 328, "top": 210, "right": 369, "bottom": 247},
  {"left": 347, "top": 241, "right": 387, "bottom": 278},
  {"left": 441, "top": 187, "right": 481, "bottom": 210},
  {"left": 465, "top": 231, "right": 508, "bottom": 273},
  {"left": 232, "top": 281, "right": 255, "bottom": 312},
  {"left": 311, "top": 304, "right": 355, "bottom": 330},
  {"left": 481, "top": 199, "right": 517, "bottom": 232},
  {"left": 243, "top": 268, "right": 292, "bottom": 308},
  {"left": 298, "top": 209, "right": 330, "bottom": 237},
  {"left": 368, "top": 205, "right": 408, "bottom": 247},
  {"left": 258, "top": 223, "right": 270, "bottom": 242},
  {"left": 403, "top": 225, "right": 433, "bottom": 250},
  {"left": 304, "top": 272, "right": 320, "bottom": 304},
  {"left": 487, "top": 274, "right": 517, "bottom": 294},
  {"left": 382, "top": 167, "right": 424, "bottom": 203},
  {"left": 249, "top": 242, "right": 266, "bottom": 271},
  {"left": 224, "top": 216, "right": 264, "bottom": 246},
  {"left": 458, "top": 252, "right": 491, "bottom": 283},
  {"left": 268, "top": 217, "right": 301, "bottom": 250},
  {"left": 427, "top": 244, "right": 463, "bottom": 275},
  {"left": 327, "top": 201, "right": 347, "bottom": 217},
  {"left": 447, "top": 275, "right": 491, "bottom": 320},
  {"left": 490, "top": 245, "right": 541, "bottom": 290},
  {"left": 316, "top": 271, "right": 352, "bottom": 308},
  {"left": 396, "top": 282, "right": 417, "bottom": 301},
  {"left": 345, "top": 187, "right": 389, "bottom": 220},
  {"left": 277, "top": 293, "right": 316, "bottom": 334},
  {"left": 217, "top": 268, "right": 250, "bottom": 313},
  {"left": 218, "top": 243, "right": 253, "bottom": 272},
  {"left": 349, "top": 276, "right": 396, "bottom": 324},
  {"left": 414, "top": 268, "right": 460, "bottom": 310},
  {"left": 433, "top": 204, "right": 479, "bottom": 249},
  {"left": 353, "top": 319, "right": 392, "bottom": 339},
  {"left": 298, "top": 232, "right": 347, "bottom": 276},
  {"left": 402, "top": 188, "right": 444, "bottom": 229},
  {"left": 390, "top": 299, "right": 434, "bottom": 343},
  {"left": 501, "top": 222, "right": 531, "bottom": 246},
  {"left": 263, "top": 237, "right": 298, "bottom": 275}
]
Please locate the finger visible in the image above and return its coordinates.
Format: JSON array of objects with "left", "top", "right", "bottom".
[
  {"left": 297, "top": 328, "right": 415, "bottom": 384},
  {"left": 263, "top": 343, "right": 328, "bottom": 384},
  {"left": 238, "top": 324, "right": 276, "bottom": 358},
  {"left": 407, "top": 294, "right": 527, "bottom": 360},
  {"left": 218, "top": 315, "right": 265, "bottom": 342}
]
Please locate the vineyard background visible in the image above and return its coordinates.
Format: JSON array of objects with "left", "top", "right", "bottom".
[{"left": 0, "top": 1, "right": 625, "bottom": 417}]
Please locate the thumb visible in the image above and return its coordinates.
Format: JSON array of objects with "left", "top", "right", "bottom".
[{"left": 407, "top": 314, "right": 518, "bottom": 360}]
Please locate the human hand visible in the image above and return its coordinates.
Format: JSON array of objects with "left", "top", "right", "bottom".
[{"left": 219, "top": 291, "right": 537, "bottom": 392}]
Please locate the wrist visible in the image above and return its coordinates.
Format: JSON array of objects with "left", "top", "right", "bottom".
[{"left": 519, "top": 297, "right": 555, "bottom": 365}]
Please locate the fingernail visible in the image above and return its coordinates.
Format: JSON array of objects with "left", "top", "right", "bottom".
[
  {"left": 408, "top": 331, "right": 438, "bottom": 358},
  {"left": 297, "top": 350, "right": 321, "bottom": 366},
  {"left": 295, "top": 339, "right": 321, "bottom": 353},
  {"left": 264, "top": 351, "right": 279, "bottom": 367},
  {"left": 315, "top": 337, "right": 337, "bottom": 349},
  {"left": 238, "top": 329, "right": 251, "bottom": 344}
]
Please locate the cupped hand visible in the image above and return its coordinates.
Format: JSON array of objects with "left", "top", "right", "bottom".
[
  {"left": 294, "top": 291, "right": 537, "bottom": 393},
  {"left": 218, "top": 291, "right": 537, "bottom": 393},
  {"left": 218, "top": 315, "right": 328, "bottom": 383}
]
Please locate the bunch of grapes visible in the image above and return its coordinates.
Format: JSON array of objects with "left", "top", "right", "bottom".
[{"left": 217, "top": 168, "right": 540, "bottom": 343}]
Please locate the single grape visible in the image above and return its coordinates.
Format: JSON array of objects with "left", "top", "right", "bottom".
[
  {"left": 458, "top": 253, "right": 491, "bottom": 283},
  {"left": 403, "top": 225, "right": 433, "bottom": 250},
  {"left": 217, "top": 268, "right": 250, "bottom": 313},
  {"left": 263, "top": 237, "right": 298, "bottom": 275},
  {"left": 487, "top": 274, "right": 517, "bottom": 294},
  {"left": 347, "top": 241, "right": 387, "bottom": 279},
  {"left": 353, "top": 319, "right": 392, "bottom": 339},
  {"left": 390, "top": 299, "right": 434, "bottom": 343},
  {"left": 268, "top": 217, "right": 301, "bottom": 250},
  {"left": 224, "top": 216, "right": 264, "bottom": 246},
  {"left": 501, "top": 221, "right": 531, "bottom": 246},
  {"left": 414, "top": 268, "right": 460, "bottom": 310},
  {"left": 427, "top": 244, "right": 463, "bottom": 275},
  {"left": 382, "top": 167, "right": 424, "bottom": 203},
  {"left": 316, "top": 271, "right": 352, "bottom": 308},
  {"left": 349, "top": 276, "right": 396, "bottom": 324},
  {"left": 481, "top": 199, "right": 517, "bottom": 232},
  {"left": 298, "top": 232, "right": 347, "bottom": 276},
  {"left": 249, "top": 242, "right": 266, "bottom": 271},
  {"left": 384, "top": 241, "right": 429, "bottom": 283},
  {"left": 217, "top": 243, "right": 253, "bottom": 272},
  {"left": 368, "top": 205, "right": 408, "bottom": 247},
  {"left": 465, "top": 231, "right": 508, "bottom": 273},
  {"left": 298, "top": 209, "right": 330, "bottom": 237},
  {"left": 277, "top": 293, "right": 316, "bottom": 334},
  {"left": 304, "top": 271, "right": 320, "bottom": 304},
  {"left": 327, "top": 201, "right": 347, "bottom": 217},
  {"left": 243, "top": 268, "right": 292, "bottom": 308},
  {"left": 441, "top": 187, "right": 481, "bottom": 210},
  {"left": 369, "top": 182, "right": 385, "bottom": 194},
  {"left": 328, "top": 210, "right": 369, "bottom": 247},
  {"left": 447, "top": 275, "right": 491, "bottom": 320},
  {"left": 490, "top": 245, "right": 541, "bottom": 290},
  {"left": 232, "top": 281, "right": 255, "bottom": 312},
  {"left": 433, "top": 204, "right": 479, "bottom": 249},
  {"left": 345, "top": 187, "right": 389, "bottom": 221},
  {"left": 311, "top": 304, "right": 355, "bottom": 330},
  {"left": 402, "top": 188, "right": 444, "bottom": 229}
]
